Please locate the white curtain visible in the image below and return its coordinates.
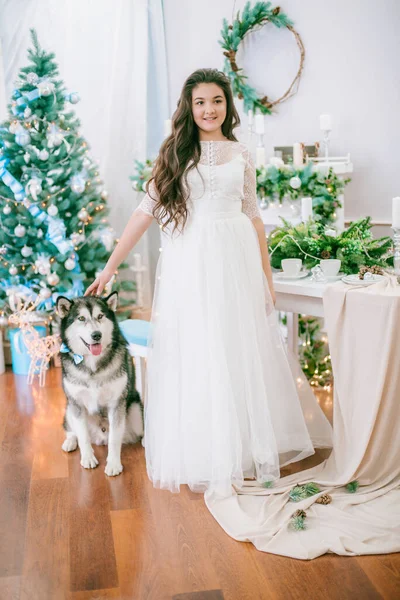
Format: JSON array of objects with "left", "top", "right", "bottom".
[{"left": 0, "top": 0, "right": 169, "bottom": 305}]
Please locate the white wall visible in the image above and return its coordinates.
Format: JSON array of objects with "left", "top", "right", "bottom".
[{"left": 164, "top": 0, "right": 400, "bottom": 231}]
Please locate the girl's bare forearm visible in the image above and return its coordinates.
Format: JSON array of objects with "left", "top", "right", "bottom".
[{"left": 105, "top": 209, "right": 154, "bottom": 272}]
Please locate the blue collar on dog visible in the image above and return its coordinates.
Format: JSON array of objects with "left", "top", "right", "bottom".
[{"left": 60, "top": 342, "right": 84, "bottom": 364}]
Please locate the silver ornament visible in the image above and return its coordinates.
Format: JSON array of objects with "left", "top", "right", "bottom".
[
  {"left": 39, "top": 287, "right": 52, "bottom": 299},
  {"left": 47, "top": 204, "right": 58, "bottom": 217},
  {"left": 21, "top": 245, "right": 33, "bottom": 257},
  {"left": 3, "top": 205, "right": 11, "bottom": 215},
  {"left": 47, "top": 272, "right": 60, "bottom": 286},
  {"left": 69, "top": 92, "right": 80, "bottom": 104},
  {"left": 37, "top": 229, "right": 44, "bottom": 238},
  {"left": 289, "top": 176, "right": 302, "bottom": 190},
  {"left": 24, "top": 107, "right": 32, "bottom": 118},
  {"left": 39, "top": 149, "right": 49, "bottom": 161},
  {"left": 24, "top": 152, "right": 31, "bottom": 164},
  {"left": 78, "top": 208, "right": 88, "bottom": 221},
  {"left": 64, "top": 258, "right": 76, "bottom": 271},
  {"left": 101, "top": 190, "right": 108, "bottom": 200},
  {"left": 38, "top": 80, "right": 54, "bottom": 97},
  {"left": 14, "top": 224, "right": 26, "bottom": 238},
  {"left": 15, "top": 131, "right": 31, "bottom": 147},
  {"left": 9, "top": 265, "right": 18, "bottom": 276},
  {"left": 0, "top": 245, "right": 7, "bottom": 255}
]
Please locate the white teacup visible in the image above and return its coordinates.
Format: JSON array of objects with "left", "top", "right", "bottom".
[
  {"left": 281, "top": 258, "right": 302, "bottom": 276},
  {"left": 320, "top": 259, "right": 341, "bottom": 277}
]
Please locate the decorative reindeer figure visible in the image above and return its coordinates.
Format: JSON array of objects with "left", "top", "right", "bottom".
[{"left": 8, "top": 294, "right": 61, "bottom": 386}]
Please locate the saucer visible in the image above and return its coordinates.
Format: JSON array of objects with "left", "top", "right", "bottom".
[
  {"left": 274, "top": 270, "right": 310, "bottom": 280},
  {"left": 321, "top": 272, "right": 346, "bottom": 281},
  {"left": 341, "top": 274, "right": 385, "bottom": 286}
]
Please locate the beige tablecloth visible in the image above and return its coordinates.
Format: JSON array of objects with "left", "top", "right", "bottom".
[{"left": 205, "top": 274, "right": 400, "bottom": 559}]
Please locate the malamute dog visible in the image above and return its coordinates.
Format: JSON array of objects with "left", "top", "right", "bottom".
[{"left": 56, "top": 292, "right": 144, "bottom": 476}]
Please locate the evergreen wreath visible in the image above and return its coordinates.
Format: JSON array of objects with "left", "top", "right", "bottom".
[{"left": 219, "top": 2, "right": 305, "bottom": 114}]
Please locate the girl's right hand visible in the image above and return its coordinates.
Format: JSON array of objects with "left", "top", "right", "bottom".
[{"left": 84, "top": 268, "right": 114, "bottom": 296}]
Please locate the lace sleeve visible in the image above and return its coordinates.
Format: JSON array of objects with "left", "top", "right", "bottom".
[
  {"left": 135, "top": 178, "right": 159, "bottom": 218},
  {"left": 242, "top": 148, "right": 261, "bottom": 220}
]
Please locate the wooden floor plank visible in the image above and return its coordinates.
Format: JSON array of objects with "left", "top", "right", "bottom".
[
  {"left": 20, "top": 478, "right": 69, "bottom": 600},
  {"left": 68, "top": 445, "right": 119, "bottom": 592},
  {"left": 0, "top": 575, "right": 21, "bottom": 600},
  {"left": 0, "top": 368, "right": 399, "bottom": 600},
  {"left": 357, "top": 554, "right": 400, "bottom": 599}
]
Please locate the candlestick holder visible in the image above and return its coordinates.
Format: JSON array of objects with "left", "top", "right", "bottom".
[
  {"left": 321, "top": 129, "right": 331, "bottom": 162},
  {"left": 392, "top": 227, "right": 400, "bottom": 274}
]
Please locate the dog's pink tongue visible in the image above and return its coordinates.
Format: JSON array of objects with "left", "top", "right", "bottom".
[{"left": 89, "top": 343, "right": 102, "bottom": 356}]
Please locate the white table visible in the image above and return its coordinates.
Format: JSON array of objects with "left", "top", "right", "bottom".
[{"left": 273, "top": 274, "right": 340, "bottom": 354}]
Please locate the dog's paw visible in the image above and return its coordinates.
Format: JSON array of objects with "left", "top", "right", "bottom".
[
  {"left": 80, "top": 452, "right": 99, "bottom": 469},
  {"left": 105, "top": 460, "right": 123, "bottom": 477},
  {"left": 62, "top": 436, "right": 78, "bottom": 453}
]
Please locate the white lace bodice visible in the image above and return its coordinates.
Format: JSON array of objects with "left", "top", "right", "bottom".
[{"left": 136, "top": 140, "right": 261, "bottom": 226}]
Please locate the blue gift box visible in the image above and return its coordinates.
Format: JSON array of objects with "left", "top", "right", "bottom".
[{"left": 8, "top": 325, "right": 47, "bottom": 375}]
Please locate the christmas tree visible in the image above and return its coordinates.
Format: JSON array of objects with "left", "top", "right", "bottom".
[{"left": 0, "top": 29, "right": 133, "bottom": 315}]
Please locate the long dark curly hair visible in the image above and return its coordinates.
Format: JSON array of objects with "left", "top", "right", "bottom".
[{"left": 147, "top": 68, "right": 241, "bottom": 233}]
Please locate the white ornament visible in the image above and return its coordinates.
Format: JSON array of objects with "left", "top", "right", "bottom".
[
  {"left": 35, "top": 255, "right": 51, "bottom": 276},
  {"left": 78, "top": 208, "right": 88, "bottom": 221},
  {"left": 3, "top": 205, "right": 11, "bottom": 215},
  {"left": 24, "top": 107, "right": 32, "bottom": 118},
  {"left": 71, "top": 175, "right": 86, "bottom": 195},
  {"left": 39, "top": 287, "right": 52, "bottom": 299},
  {"left": 101, "top": 190, "right": 108, "bottom": 200},
  {"left": 21, "top": 245, "right": 33, "bottom": 257},
  {"left": 47, "top": 272, "right": 60, "bottom": 286},
  {"left": 27, "top": 72, "right": 39, "bottom": 85},
  {"left": 15, "top": 130, "right": 31, "bottom": 147},
  {"left": 24, "top": 152, "right": 31, "bottom": 164},
  {"left": 14, "top": 224, "right": 26, "bottom": 238},
  {"left": 83, "top": 157, "right": 91, "bottom": 169},
  {"left": 38, "top": 80, "right": 55, "bottom": 97},
  {"left": 290, "top": 176, "right": 302, "bottom": 190},
  {"left": 65, "top": 258, "right": 76, "bottom": 271},
  {"left": 39, "top": 149, "right": 49, "bottom": 161},
  {"left": 9, "top": 265, "right": 18, "bottom": 276},
  {"left": 0, "top": 245, "right": 7, "bottom": 255},
  {"left": 9, "top": 121, "right": 19, "bottom": 134},
  {"left": 69, "top": 92, "right": 80, "bottom": 104},
  {"left": 47, "top": 204, "right": 58, "bottom": 217},
  {"left": 37, "top": 229, "right": 43, "bottom": 238},
  {"left": 47, "top": 124, "right": 63, "bottom": 148}
]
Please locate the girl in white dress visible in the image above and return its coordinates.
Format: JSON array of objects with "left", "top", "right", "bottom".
[{"left": 86, "top": 69, "right": 332, "bottom": 497}]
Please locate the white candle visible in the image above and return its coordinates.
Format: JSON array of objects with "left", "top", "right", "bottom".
[
  {"left": 256, "top": 146, "right": 265, "bottom": 168},
  {"left": 392, "top": 197, "right": 400, "bottom": 228},
  {"left": 164, "top": 119, "right": 172, "bottom": 137},
  {"left": 320, "top": 114, "right": 332, "bottom": 131},
  {"left": 254, "top": 113, "right": 264, "bottom": 135},
  {"left": 248, "top": 109, "right": 254, "bottom": 126},
  {"left": 301, "top": 197, "right": 313, "bottom": 222},
  {"left": 293, "top": 142, "right": 303, "bottom": 168}
]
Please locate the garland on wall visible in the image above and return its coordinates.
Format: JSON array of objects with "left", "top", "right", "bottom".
[
  {"left": 219, "top": 1, "right": 305, "bottom": 114},
  {"left": 257, "top": 162, "right": 351, "bottom": 224}
]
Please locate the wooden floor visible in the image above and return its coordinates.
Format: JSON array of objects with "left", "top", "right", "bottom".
[{"left": 0, "top": 369, "right": 399, "bottom": 600}]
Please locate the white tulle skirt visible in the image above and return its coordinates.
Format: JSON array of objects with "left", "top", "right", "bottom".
[{"left": 142, "top": 210, "right": 332, "bottom": 497}]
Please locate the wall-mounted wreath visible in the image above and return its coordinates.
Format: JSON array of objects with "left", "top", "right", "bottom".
[{"left": 219, "top": 1, "right": 305, "bottom": 114}]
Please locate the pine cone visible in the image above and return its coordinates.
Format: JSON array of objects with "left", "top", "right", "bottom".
[
  {"left": 321, "top": 250, "right": 331, "bottom": 259},
  {"left": 272, "top": 7, "right": 281, "bottom": 16},
  {"left": 292, "top": 509, "right": 306, "bottom": 518},
  {"left": 315, "top": 493, "right": 332, "bottom": 505},
  {"left": 237, "top": 92, "right": 243, "bottom": 100}
]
